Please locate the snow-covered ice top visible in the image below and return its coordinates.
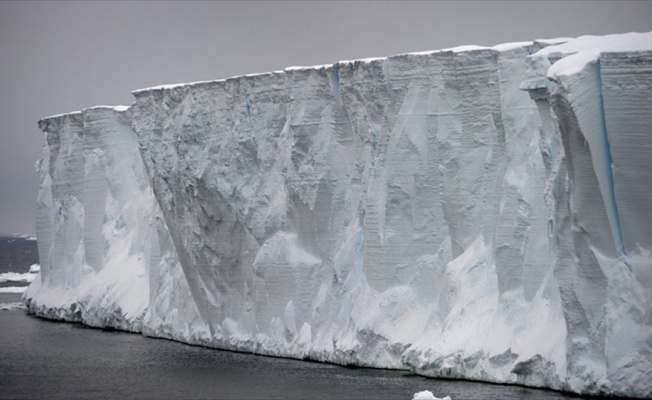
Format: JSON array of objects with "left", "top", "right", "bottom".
[
  {"left": 131, "top": 39, "right": 567, "bottom": 95},
  {"left": 539, "top": 32, "right": 652, "bottom": 78},
  {"left": 412, "top": 391, "right": 451, "bottom": 400},
  {"left": 40, "top": 105, "right": 130, "bottom": 124}
]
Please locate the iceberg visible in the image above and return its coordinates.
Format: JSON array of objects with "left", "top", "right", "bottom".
[
  {"left": 24, "top": 32, "right": 652, "bottom": 398},
  {"left": 412, "top": 391, "right": 451, "bottom": 400}
]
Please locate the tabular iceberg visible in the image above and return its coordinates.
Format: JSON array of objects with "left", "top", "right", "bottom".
[{"left": 24, "top": 32, "right": 652, "bottom": 397}]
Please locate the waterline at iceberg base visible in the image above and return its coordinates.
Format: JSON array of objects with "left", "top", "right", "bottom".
[{"left": 24, "top": 32, "right": 652, "bottom": 398}]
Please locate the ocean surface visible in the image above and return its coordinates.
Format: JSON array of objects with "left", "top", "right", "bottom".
[{"left": 0, "top": 236, "right": 591, "bottom": 399}]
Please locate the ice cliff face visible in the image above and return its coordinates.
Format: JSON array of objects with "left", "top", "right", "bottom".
[
  {"left": 24, "top": 32, "right": 652, "bottom": 398},
  {"left": 27, "top": 106, "right": 205, "bottom": 338}
]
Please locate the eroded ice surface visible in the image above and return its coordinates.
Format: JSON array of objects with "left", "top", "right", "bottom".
[{"left": 24, "top": 32, "right": 652, "bottom": 398}]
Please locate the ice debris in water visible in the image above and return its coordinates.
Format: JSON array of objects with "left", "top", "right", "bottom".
[
  {"left": 0, "top": 302, "right": 27, "bottom": 311},
  {"left": 0, "top": 272, "right": 37, "bottom": 283},
  {"left": 412, "top": 390, "right": 451, "bottom": 400}
]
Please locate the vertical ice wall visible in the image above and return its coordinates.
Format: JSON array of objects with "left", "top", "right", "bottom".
[
  {"left": 597, "top": 50, "right": 652, "bottom": 395},
  {"left": 25, "top": 106, "right": 203, "bottom": 336},
  {"left": 129, "top": 41, "right": 569, "bottom": 385},
  {"left": 24, "top": 33, "right": 652, "bottom": 398},
  {"left": 521, "top": 33, "right": 652, "bottom": 396}
]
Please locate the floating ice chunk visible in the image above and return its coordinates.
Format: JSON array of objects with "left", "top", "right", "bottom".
[
  {"left": 412, "top": 390, "right": 451, "bottom": 400},
  {"left": 0, "top": 302, "right": 27, "bottom": 311},
  {"left": 10, "top": 233, "right": 37, "bottom": 240},
  {"left": 0, "top": 272, "right": 37, "bottom": 283},
  {"left": 29, "top": 264, "right": 40, "bottom": 273}
]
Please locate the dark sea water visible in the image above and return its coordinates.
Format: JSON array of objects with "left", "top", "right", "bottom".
[
  {"left": 0, "top": 235, "right": 38, "bottom": 280},
  {"left": 0, "top": 237, "right": 591, "bottom": 399}
]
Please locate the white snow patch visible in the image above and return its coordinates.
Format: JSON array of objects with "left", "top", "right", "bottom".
[
  {"left": 412, "top": 390, "right": 451, "bottom": 400},
  {"left": 10, "top": 233, "right": 37, "bottom": 240},
  {"left": 534, "top": 37, "right": 572, "bottom": 46},
  {"left": 285, "top": 64, "right": 331, "bottom": 71},
  {"left": 441, "top": 44, "right": 488, "bottom": 52},
  {"left": 492, "top": 41, "right": 533, "bottom": 51},
  {"left": 39, "top": 110, "right": 82, "bottom": 121},
  {"left": 539, "top": 32, "right": 652, "bottom": 79}
]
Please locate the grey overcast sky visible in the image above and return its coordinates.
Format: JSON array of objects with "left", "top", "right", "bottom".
[{"left": 1, "top": 1, "right": 651, "bottom": 235}]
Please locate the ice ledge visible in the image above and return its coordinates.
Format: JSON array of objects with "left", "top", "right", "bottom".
[
  {"left": 130, "top": 38, "right": 569, "bottom": 96},
  {"left": 519, "top": 32, "right": 652, "bottom": 91},
  {"left": 39, "top": 34, "right": 649, "bottom": 117},
  {"left": 539, "top": 32, "right": 652, "bottom": 80},
  {"left": 39, "top": 105, "right": 130, "bottom": 125}
]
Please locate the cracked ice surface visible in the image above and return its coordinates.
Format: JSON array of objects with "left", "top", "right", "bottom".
[{"left": 24, "top": 32, "right": 652, "bottom": 398}]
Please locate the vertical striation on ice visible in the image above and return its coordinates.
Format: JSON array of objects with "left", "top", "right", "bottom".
[
  {"left": 521, "top": 32, "right": 652, "bottom": 396},
  {"left": 25, "top": 106, "right": 201, "bottom": 337},
  {"left": 24, "top": 32, "right": 652, "bottom": 398}
]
